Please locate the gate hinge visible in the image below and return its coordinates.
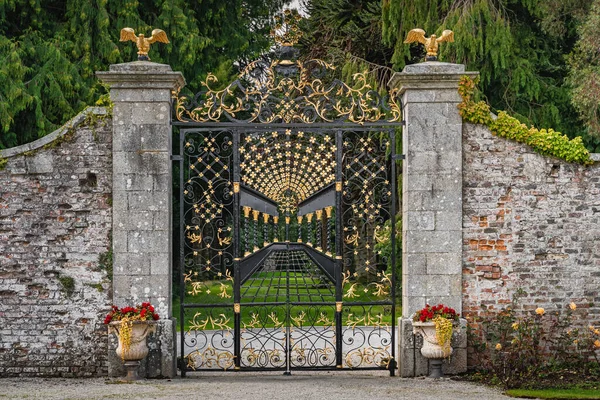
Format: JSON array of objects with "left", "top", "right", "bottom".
[
  {"left": 392, "top": 154, "right": 405, "bottom": 160},
  {"left": 170, "top": 155, "right": 182, "bottom": 161}
]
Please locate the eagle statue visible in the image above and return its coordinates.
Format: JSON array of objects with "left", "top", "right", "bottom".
[
  {"left": 120, "top": 28, "right": 169, "bottom": 61},
  {"left": 404, "top": 29, "right": 454, "bottom": 61}
]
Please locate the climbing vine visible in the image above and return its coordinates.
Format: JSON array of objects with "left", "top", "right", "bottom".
[{"left": 458, "top": 76, "right": 594, "bottom": 165}]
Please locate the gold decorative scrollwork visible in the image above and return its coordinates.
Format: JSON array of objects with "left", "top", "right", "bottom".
[
  {"left": 187, "top": 348, "right": 235, "bottom": 371},
  {"left": 174, "top": 59, "right": 401, "bottom": 125},
  {"left": 189, "top": 312, "right": 232, "bottom": 331},
  {"left": 345, "top": 347, "right": 391, "bottom": 369}
]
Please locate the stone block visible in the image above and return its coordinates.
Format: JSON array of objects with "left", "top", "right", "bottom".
[
  {"left": 406, "top": 150, "right": 438, "bottom": 173},
  {"left": 111, "top": 88, "right": 172, "bottom": 103},
  {"left": 127, "top": 230, "right": 169, "bottom": 254},
  {"left": 113, "top": 151, "right": 170, "bottom": 176},
  {"left": 403, "top": 253, "right": 427, "bottom": 275},
  {"left": 114, "top": 252, "right": 150, "bottom": 276},
  {"left": 404, "top": 173, "right": 433, "bottom": 192},
  {"left": 153, "top": 211, "right": 171, "bottom": 231},
  {"left": 152, "top": 174, "right": 172, "bottom": 192},
  {"left": 435, "top": 210, "right": 462, "bottom": 231},
  {"left": 404, "top": 230, "right": 462, "bottom": 253},
  {"left": 131, "top": 103, "right": 170, "bottom": 125},
  {"left": 113, "top": 124, "right": 171, "bottom": 153},
  {"left": 421, "top": 190, "right": 462, "bottom": 212},
  {"left": 405, "top": 211, "right": 435, "bottom": 231},
  {"left": 406, "top": 274, "right": 451, "bottom": 297},
  {"left": 113, "top": 211, "right": 153, "bottom": 231},
  {"left": 111, "top": 190, "right": 128, "bottom": 212},
  {"left": 112, "top": 103, "right": 134, "bottom": 126},
  {"left": 427, "top": 252, "right": 462, "bottom": 275},
  {"left": 113, "top": 173, "right": 154, "bottom": 192},
  {"left": 150, "top": 253, "right": 170, "bottom": 275},
  {"left": 128, "top": 191, "right": 170, "bottom": 212},
  {"left": 112, "top": 230, "right": 128, "bottom": 254}
]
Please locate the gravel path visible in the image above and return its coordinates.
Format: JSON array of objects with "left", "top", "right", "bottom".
[{"left": 1, "top": 371, "right": 512, "bottom": 400}]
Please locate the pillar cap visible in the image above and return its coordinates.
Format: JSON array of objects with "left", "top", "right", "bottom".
[
  {"left": 388, "top": 62, "right": 478, "bottom": 94},
  {"left": 96, "top": 61, "right": 185, "bottom": 91}
]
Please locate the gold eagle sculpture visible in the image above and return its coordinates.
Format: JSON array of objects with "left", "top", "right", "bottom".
[
  {"left": 120, "top": 28, "right": 169, "bottom": 61},
  {"left": 404, "top": 28, "right": 454, "bottom": 61}
]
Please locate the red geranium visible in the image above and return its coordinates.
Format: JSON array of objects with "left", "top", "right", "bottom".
[
  {"left": 413, "top": 303, "right": 459, "bottom": 323},
  {"left": 104, "top": 302, "right": 160, "bottom": 324}
]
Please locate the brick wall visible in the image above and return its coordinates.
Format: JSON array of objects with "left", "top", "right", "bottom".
[
  {"left": 462, "top": 122, "right": 600, "bottom": 326},
  {"left": 0, "top": 109, "right": 112, "bottom": 377}
]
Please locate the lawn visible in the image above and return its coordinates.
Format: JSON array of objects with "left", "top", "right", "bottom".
[
  {"left": 173, "top": 271, "right": 399, "bottom": 331},
  {"left": 506, "top": 388, "right": 600, "bottom": 399}
]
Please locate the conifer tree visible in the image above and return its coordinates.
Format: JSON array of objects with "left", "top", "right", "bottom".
[
  {"left": 381, "top": 0, "right": 591, "bottom": 144},
  {"left": 0, "top": 0, "right": 289, "bottom": 149},
  {"left": 567, "top": 0, "right": 600, "bottom": 151}
]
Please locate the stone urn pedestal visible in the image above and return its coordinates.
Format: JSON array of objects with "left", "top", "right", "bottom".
[
  {"left": 412, "top": 321, "right": 453, "bottom": 378},
  {"left": 109, "top": 321, "right": 157, "bottom": 381}
]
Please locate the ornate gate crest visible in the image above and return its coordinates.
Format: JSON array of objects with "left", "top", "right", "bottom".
[{"left": 174, "top": 56, "right": 401, "bottom": 124}]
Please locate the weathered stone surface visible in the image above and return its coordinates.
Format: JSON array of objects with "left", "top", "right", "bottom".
[
  {"left": 98, "top": 61, "right": 182, "bottom": 379},
  {"left": 462, "top": 122, "right": 600, "bottom": 366},
  {"left": 0, "top": 109, "right": 112, "bottom": 377}
]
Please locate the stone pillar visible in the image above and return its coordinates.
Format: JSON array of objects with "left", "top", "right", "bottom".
[
  {"left": 97, "top": 62, "right": 185, "bottom": 378},
  {"left": 388, "top": 62, "right": 477, "bottom": 377}
]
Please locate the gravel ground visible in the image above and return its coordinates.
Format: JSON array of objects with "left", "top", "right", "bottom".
[{"left": 0, "top": 371, "right": 512, "bottom": 400}]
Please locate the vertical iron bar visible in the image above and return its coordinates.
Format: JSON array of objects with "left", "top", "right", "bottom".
[
  {"left": 306, "top": 213, "right": 313, "bottom": 246},
  {"left": 335, "top": 129, "right": 343, "bottom": 368},
  {"left": 233, "top": 130, "right": 241, "bottom": 370},
  {"left": 179, "top": 130, "right": 186, "bottom": 377},
  {"left": 315, "top": 209, "right": 322, "bottom": 251},
  {"left": 389, "top": 128, "right": 397, "bottom": 377},
  {"left": 263, "top": 214, "right": 269, "bottom": 247}
]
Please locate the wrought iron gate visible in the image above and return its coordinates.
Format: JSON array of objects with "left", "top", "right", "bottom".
[{"left": 173, "top": 25, "right": 401, "bottom": 375}]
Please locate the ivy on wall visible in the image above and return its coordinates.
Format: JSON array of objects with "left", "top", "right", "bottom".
[{"left": 458, "top": 76, "right": 594, "bottom": 165}]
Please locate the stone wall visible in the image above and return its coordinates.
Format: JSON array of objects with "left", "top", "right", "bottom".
[
  {"left": 462, "top": 122, "right": 600, "bottom": 342},
  {"left": 0, "top": 108, "right": 113, "bottom": 377}
]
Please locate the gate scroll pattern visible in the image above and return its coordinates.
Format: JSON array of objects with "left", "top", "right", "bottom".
[{"left": 174, "top": 35, "right": 401, "bottom": 375}]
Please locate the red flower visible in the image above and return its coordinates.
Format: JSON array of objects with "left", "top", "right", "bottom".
[
  {"left": 152, "top": 313, "right": 159, "bottom": 320},
  {"left": 104, "top": 315, "right": 112, "bottom": 324}
]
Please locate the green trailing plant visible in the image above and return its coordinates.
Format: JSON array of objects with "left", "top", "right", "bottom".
[
  {"left": 98, "top": 237, "right": 113, "bottom": 282},
  {"left": 0, "top": 157, "right": 7, "bottom": 170},
  {"left": 58, "top": 274, "right": 76, "bottom": 297},
  {"left": 458, "top": 76, "right": 594, "bottom": 165}
]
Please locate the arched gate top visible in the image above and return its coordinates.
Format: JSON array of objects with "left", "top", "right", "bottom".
[{"left": 173, "top": 55, "right": 402, "bottom": 125}]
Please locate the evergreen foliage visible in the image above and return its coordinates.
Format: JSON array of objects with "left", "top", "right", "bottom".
[
  {"left": 567, "top": 0, "right": 600, "bottom": 151},
  {"left": 0, "top": 0, "right": 289, "bottom": 149},
  {"left": 382, "top": 0, "right": 593, "bottom": 147}
]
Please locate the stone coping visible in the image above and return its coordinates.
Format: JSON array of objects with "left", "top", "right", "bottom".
[{"left": 0, "top": 107, "right": 107, "bottom": 159}]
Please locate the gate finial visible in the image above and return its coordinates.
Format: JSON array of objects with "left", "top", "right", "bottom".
[
  {"left": 404, "top": 28, "right": 454, "bottom": 61},
  {"left": 120, "top": 28, "right": 170, "bottom": 61},
  {"left": 271, "top": 9, "right": 303, "bottom": 47}
]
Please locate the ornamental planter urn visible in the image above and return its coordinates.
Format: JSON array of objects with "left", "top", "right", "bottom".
[
  {"left": 109, "top": 320, "right": 157, "bottom": 381},
  {"left": 412, "top": 321, "right": 453, "bottom": 378}
]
